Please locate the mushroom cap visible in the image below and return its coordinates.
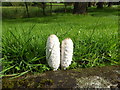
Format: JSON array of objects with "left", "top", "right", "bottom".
[
  {"left": 61, "top": 38, "right": 73, "bottom": 70},
  {"left": 46, "top": 34, "right": 60, "bottom": 71}
]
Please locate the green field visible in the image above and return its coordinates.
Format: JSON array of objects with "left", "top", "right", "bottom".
[{"left": 1, "top": 6, "right": 119, "bottom": 76}]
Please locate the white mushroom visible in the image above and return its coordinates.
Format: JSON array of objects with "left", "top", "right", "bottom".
[
  {"left": 46, "top": 34, "right": 60, "bottom": 71},
  {"left": 61, "top": 38, "right": 73, "bottom": 70}
]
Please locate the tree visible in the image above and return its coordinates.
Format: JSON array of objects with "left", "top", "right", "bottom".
[
  {"left": 10, "top": 2, "right": 30, "bottom": 18},
  {"left": 50, "top": 2, "right": 52, "bottom": 15},
  {"left": 24, "top": 2, "right": 29, "bottom": 18},
  {"left": 88, "top": 2, "right": 91, "bottom": 7},
  {"left": 73, "top": 2, "right": 88, "bottom": 14},
  {"left": 36, "top": 2, "right": 46, "bottom": 15},
  {"left": 64, "top": 2, "right": 67, "bottom": 13},
  {"left": 108, "top": 2, "right": 113, "bottom": 7},
  {"left": 64, "top": 2, "right": 73, "bottom": 13},
  {"left": 97, "top": 2, "right": 104, "bottom": 9},
  {"left": 2, "top": 2, "right": 12, "bottom": 6},
  {"left": 41, "top": 2, "right": 46, "bottom": 15}
]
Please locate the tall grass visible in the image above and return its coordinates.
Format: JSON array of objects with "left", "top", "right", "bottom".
[{"left": 1, "top": 6, "right": 119, "bottom": 76}]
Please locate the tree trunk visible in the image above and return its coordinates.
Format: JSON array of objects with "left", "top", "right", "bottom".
[
  {"left": 42, "top": 2, "right": 46, "bottom": 15},
  {"left": 64, "top": 3, "right": 67, "bottom": 13},
  {"left": 97, "top": 2, "right": 104, "bottom": 9},
  {"left": 50, "top": 2, "right": 52, "bottom": 15},
  {"left": 108, "top": 2, "right": 113, "bottom": 7},
  {"left": 73, "top": 2, "right": 88, "bottom": 14},
  {"left": 92, "top": 2, "right": 96, "bottom": 6},
  {"left": 24, "top": 2, "right": 29, "bottom": 18},
  {"left": 88, "top": 2, "right": 91, "bottom": 7}
]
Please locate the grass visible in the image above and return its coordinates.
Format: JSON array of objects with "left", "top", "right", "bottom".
[{"left": 1, "top": 6, "right": 119, "bottom": 76}]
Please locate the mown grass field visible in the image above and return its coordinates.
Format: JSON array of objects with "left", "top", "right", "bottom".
[{"left": 1, "top": 6, "right": 119, "bottom": 76}]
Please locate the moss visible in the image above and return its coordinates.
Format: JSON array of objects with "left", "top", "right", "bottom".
[
  {"left": 2, "top": 79, "right": 14, "bottom": 88},
  {"left": 58, "top": 80, "right": 63, "bottom": 83},
  {"left": 16, "top": 78, "right": 37, "bottom": 88},
  {"left": 39, "top": 79, "right": 54, "bottom": 88},
  {"left": 17, "top": 79, "right": 29, "bottom": 88},
  {"left": 72, "top": 68, "right": 82, "bottom": 72},
  {"left": 2, "top": 76, "right": 54, "bottom": 88},
  {"left": 27, "top": 82, "right": 35, "bottom": 88}
]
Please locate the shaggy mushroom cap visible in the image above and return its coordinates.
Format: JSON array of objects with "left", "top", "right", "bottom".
[
  {"left": 46, "top": 34, "right": 60, "bottom": 71},
  {"left": 61, "top": 38, "right": 73, "bottom": 70}
]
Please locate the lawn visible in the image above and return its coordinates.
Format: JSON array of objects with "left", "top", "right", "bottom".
[{"left": 1, "top": 6, "right": 119, "bottom": 76}]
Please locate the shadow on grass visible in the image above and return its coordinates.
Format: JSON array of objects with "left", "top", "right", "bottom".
[
  {"left": 88, "top": 7, "right": 119, "bottom": 17},
  {"left": 2, "top": 14, "right": 61, "bottom": 24}
]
